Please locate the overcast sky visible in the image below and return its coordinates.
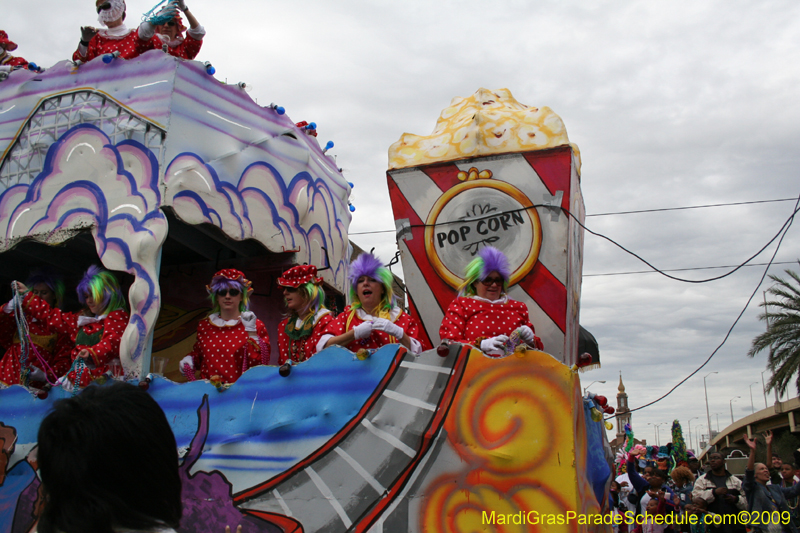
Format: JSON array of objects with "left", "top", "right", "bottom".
[{"left": 6, "top": 0, "right": 800, "bottom": 448}]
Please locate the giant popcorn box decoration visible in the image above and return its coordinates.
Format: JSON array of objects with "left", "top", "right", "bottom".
[{"left": 387, "top": 88, "right": 585, "bottom": 364}]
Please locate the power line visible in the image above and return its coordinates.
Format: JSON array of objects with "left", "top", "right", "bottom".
[
  {"left": 585, "top": 198, "right": 798, "bottom": 217},
  {"left": 349, "top": 197, "right": 796, "bottom": 234},
  {"left": 564, "top": 203, "right": 800, "bottom": 283},
  {"left": 356, "top": 188, "right": 800, "bottom": 412},
  {"left": 621, "top": 194, "right": 800, "bottom": 416},
  {"left": 584, "top": 261, "right": 800, "bottom": 278},
  {"left": 350, "top": 229, "right": 395, "bottom": 236},
  {"left": 373, "top": 199, "right": 800, "bottom": 284}
]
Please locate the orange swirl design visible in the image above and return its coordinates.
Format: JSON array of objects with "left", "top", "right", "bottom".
[
  {"left": 422, "top": 349, "right": 601, "bottom": 532},
  {"left": 446, "top": 352, "right": 572, "bottom": 474},
  {"left": 421, "top": 471, "right": 578, "bottom": 533}
]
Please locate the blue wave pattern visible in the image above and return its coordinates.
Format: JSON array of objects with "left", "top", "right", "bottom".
[{"left": 0, "top": 345, "right": 398, "bottom": 492}]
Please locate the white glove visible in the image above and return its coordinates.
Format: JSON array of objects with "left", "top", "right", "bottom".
[
  {"left": 138, "top": 20, "right": 156, "bottom": 40},
  {"left": 55, "top": 375, "right": 74, "bottom": 392},
  {"left": 241, "top": 311, "right": 257, "bottom": 332},
  {"left": 518, "top": 326, "right": 535, "bottom": 344},
  {"left": 480, "top": 335, "right": 508, "bottom": 354},
  {"left": 353, "top": 321, "right": 373, "bottom": 340},
  {"left": 372, "top": 318, "right": 404, "bottom": 339},
  {"left": 180, "top": 355, "right": 194, "bottom": 372}
]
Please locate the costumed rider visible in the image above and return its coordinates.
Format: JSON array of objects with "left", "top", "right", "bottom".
[
  {"left": 181, "top": 269, "right": 270, "bottom": 384},
  {"left": 439, "top": 246, "right": 543, "bottom": 356},
  {"left": 0, "top": 31, "right": 31, "bottom": 74},
  {"left": 12, "top": 266, "right": 129, "bottom": 389},
  {"left": 73, "top": 0, "right": 163, "bottom": 63},
  {"left": 0, "top": 271, "right": 74, "bottom": 387},
  {"left": 153, "top": 0, "right": 205, "bottom": 60},
  {"left": 320, "top": 253, "right": 427, "bottom": 355},
  {"left": 276, "top": 265, "right": 334, "bottom": 366}
]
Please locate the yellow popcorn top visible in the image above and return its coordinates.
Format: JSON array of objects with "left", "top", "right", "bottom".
[{"left": 388, "top": 88, "right": 581, "bottom": 173}]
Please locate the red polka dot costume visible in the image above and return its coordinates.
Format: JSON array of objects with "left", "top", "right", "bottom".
[
  {"left": 73, "top": 27, "right": 163, "bottom": 63},
  {"left": 277, "top": 311, "right": 333, "bottom": 365},
  {"left": 184, "top": 269, "right": 270, "bottom": 384},
  {"left": 0, "top": 304, "right": 73, "bottom": 386},
  {"left": 153, "top": 9, "right": 204, "bottom": 60},
  {"left": 0, "top": 310, "right": 13, "bottom": 353},
  {"left": 163, "top": 34, "right": 202, "bottom": 60},
  {"left": 321, "top": 305, "right": 426, "bottom": 353},
  {"left": 0, "top": 31, "right": 29, "bottom": 69},
  {"left": 19, "top": 293, "right": 129, "bottom": 387},
  {"left": 185, "top": 314, "right": 269, "bottom": 384},
  {"left": 439, "top": 295, "right": 542, "bottom": 350},
  {"left": 1, "top": 54, "right": 28, "bottom": 68},
  {"left": 276, "top": 265, "right": 333, "bottom": 365}
]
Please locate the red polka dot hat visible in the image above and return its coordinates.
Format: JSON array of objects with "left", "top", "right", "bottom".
[{"left": 278, "top": 265, "right": 323, "bottom": 288}]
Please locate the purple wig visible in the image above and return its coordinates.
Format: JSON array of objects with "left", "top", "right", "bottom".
[
  {"left": 207, "top": 277, "right": 249, "bottom": 314},
  {"left": 348, "top": 253, "right": 384, "bottom": 286},
  {"left": 457, "top": 246, "right": 512, "bottom": 297},
  {"left": 348, "top": 253, "right": 395, "bottom": 310},
  {"left": 477, "top": 246, "right": 511, "bottom": 280}
]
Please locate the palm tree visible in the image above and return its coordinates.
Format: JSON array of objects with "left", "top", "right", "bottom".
[{"left": 749, "top": 266, "right": 800, "bottom": 396}]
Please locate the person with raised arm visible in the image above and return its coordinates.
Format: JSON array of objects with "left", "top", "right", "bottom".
[
  {"left": 439, "top": 246, "right": 543, "bottom": 356},
  {"left": 319, "top": 252, "right": 426, "bottom": 355},
  {"left": 13, "top": 266, "right": 129, "bottom": 389},
  {"left": 626, "top": 448, "right": 678, "bottom": 518},
  {"left": 276, "top": 265, "right": 333, "bottom": 365},
  {"left": 73, "top": 0, "right": 163, "bottom": 64},
  {"left": 180, "top": 269, "right": 269, "bottom": 384},
  {"left": 743, "top": 430, "right": 800, "bottom": 533},
  {"left": 0, "top": 271, "right": 73, "bottom": 386},
  {"left": 153, "top": 0, "right": 205, "bottom": 60}
]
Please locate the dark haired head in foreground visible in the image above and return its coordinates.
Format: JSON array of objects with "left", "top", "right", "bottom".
[{"left": 37, "top": 382, "right": 182, "bottom": 533}]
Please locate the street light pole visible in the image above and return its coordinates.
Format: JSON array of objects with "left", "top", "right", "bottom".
[
  {"left": 749, "top": 382, "right": 759, "bottom": 413},
  {"left": 584, "top": 380, "right": 606, "bottom": 395},
  {"left": 730, "top": 396, "right": 741, "bottom": 424},
  {"left": 704, "top": 372, "right": 718, "bottom": 451},
  {"left": 648, "top": 423, "right": 663, "bottom": 446},
  {"left": 688, "top": 416, "right": 699, "bottom": 452},
  {"left": 764, "top": 291, "right": 780, "bottom": 406}
]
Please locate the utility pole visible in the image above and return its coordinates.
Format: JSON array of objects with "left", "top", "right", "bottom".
[{"left": 704, "top": 372, "right": 717, "bottom": 451}]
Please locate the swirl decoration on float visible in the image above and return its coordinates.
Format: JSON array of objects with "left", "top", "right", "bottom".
[
  {"left": 421, "top": 349, "right": 587, "bottom": 532},
  {"left": 449, "top": 355, "right": 571, "bottom": 474}
]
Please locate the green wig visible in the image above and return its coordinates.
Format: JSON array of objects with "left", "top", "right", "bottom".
[
  {"left": 458, "top": 246, "right": 511, "bottom": 297},
  {"left": 76, "top": 266, "right": 127, "bottom": 316},
  {"left": 297, "top": 281, "right": 326, "bottom": 317}
]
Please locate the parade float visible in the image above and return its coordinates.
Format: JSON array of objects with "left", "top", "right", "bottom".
[{"left": 0, "top": 50, "right": 612, "bottom": 533}]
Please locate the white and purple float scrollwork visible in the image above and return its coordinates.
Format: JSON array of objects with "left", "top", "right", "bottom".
[{"left": 0, "top": 51, "right": 351, "bottom": 376}]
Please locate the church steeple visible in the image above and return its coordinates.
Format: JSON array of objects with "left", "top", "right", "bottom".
[{"left": 616, "top": 372, "right": 630, "bottom": 440}]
